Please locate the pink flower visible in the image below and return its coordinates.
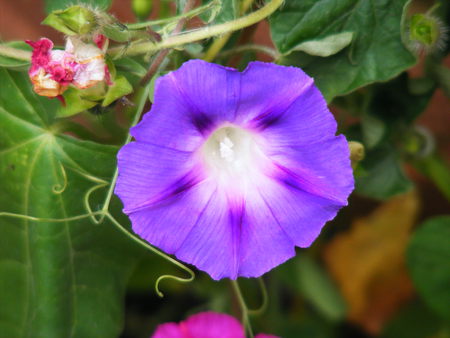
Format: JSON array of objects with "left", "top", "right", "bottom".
[
  {"left": 152, "top": 311, "right": 279, "bottom": 338},
  {"left": 25, "top": 37, "right": 109, "bottom": 98}
]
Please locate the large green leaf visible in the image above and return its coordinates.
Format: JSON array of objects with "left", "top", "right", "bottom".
[
  {"left": 270, "top": 0, "right": 417, "bottom": 101},
  {"left": 0, "top": 68, "right": 142, "bottom": 337},
  {"left": 407, "top": 216, "right": 450, "bottom": 320}
]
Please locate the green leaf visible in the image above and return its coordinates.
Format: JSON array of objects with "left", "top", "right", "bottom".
[
  {"left": 407, "top": 216, "right": 450, "bottom": 320},
  {"left": 102, "top": 75, "right": 133, "bottom": 107},
  {"left": 45, "top": 0, "right": 111, "bottom": 13},
  {"left": 0, "top": 68, "right": 142, "bottom": 337},
  {"left": 355, "top": 146, "right": 412, "bottom": 200},
  {"left": 0, "top": 42, "right": 31, "bottom": 69},
  {"left": 297, "top": 256, "right": 347, "bottom": 321},
  {"left": 270, "top": 0, "right": 417, "bottom": 101},
  {"left": 288, "top": 32, "right": 354, "bottom": 57},
  {"left": 199, "top": 0, "right": 238, "bottom": 24}
]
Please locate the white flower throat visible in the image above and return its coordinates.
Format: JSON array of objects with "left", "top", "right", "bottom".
[{"left": 202, "top": 125, "right": 267, "bottom": 189}]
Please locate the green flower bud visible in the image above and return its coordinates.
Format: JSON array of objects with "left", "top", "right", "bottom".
[
  {"left": 408, "top": 12, "right": 447, "bottom": 53},
  {"left": 410, "top": 14, "right": 440, "bottom": 47},
  {"left": 132, "top": 0, "right": 153, "bottom": 21},
  {"left": 43, "top": 5, "right": 97, "bottom": 35}
]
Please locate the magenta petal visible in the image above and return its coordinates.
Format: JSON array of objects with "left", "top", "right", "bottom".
[
  {"left": 152, "top": 322, "right": 184, "bottom": 338},
  {"left": 182, "top": 312, "right": 245, "bottom": 338}
]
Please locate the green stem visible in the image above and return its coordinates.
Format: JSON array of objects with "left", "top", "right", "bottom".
[
  {"left": 203, "top": 0, "right": 256, "bottom": 62},
  {"left": 126, "top": 0, "right": 220, "bottom": 30},
  {"left": 231, "top": 280, "right": 254, "bottom": 338},
  {"left": 101, "top": 83, "right": 151, "bottom": 215},
  {"left": 108, "top": 0, "right": 284, "bottom": 57},
  {"left": 0, "top": 45, "right": 31, "bottom": 61}
]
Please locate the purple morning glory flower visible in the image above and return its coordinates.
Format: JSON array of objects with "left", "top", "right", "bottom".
[{"left": 115, "top": 60, "right": 354, "bottom": 280}]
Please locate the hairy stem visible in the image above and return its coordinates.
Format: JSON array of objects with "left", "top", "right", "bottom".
[
  {"left": 0, "top": 45, "right": 31, "bottom": 61},
  {"left": 141, "top": 0, "right": 196, "bottom": 84},
  {"left": 203, "top": 0, "right": 255, "bottom": 62},
  {"left": 127, "top": 0, "right": 219, "bottom": 30},
  {"left": 108, "top": 0, "right": 284, "bottom": 57}
]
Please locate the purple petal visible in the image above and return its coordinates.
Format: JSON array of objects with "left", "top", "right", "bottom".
[
  {"left": 130, "top": 70, "right": 204, "bottom": 152},
  {"left": 174, "top": 191, "right": 240, "bottom": 280},
  {"left": 256, "top": 81, "right": 338, "bottom": 147},
  {"left": 237, "top": 62, "right": 313, "bottom": 129},
  {"left": 238, "top": 189, "right": 296, "bottom": 277},
  {"left": 115, "top": 142, "right": 199, "bottom": 211},
  {"left": 182, "top": 312, "right": 244, "bottom": 338}
]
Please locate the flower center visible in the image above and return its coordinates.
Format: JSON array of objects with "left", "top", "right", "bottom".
[{"left": 202, "top": 125, "right": 268, "bottom": 191}]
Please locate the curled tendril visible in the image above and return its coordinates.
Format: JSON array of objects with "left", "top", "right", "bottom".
[
  {"left": 84, "top": 182, "right": 109, "bottom": 224},
  {"left": 52, "top": 161, "right": 68, "bottom": 194},
  {"left": 104, "top": 212, "right": 195, "bottom": 297},
  {"left": 248, "top": 278, "right": 268, "bottom": 316}
]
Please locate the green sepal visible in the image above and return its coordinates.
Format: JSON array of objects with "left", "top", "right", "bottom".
[
  {"left": 57, "top": 87, "right": 98, "bottom": 117},
  {"left": 102, "top": 75, "right": 133, "bottom": 107},
  {"left": 42, "top": 6, "right": 97, "bottom": 35}
]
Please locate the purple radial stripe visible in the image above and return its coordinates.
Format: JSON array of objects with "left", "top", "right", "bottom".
[
  {"left": 238, "top": 189, "right": 296, "bottom": 277},
  {"left": 123, "top": 168, "right": 204, "bottom": 214},
  {"left": 128, "top": 181, "right": 217, "bottom": 254},
  {"left": 267, "top": 135, "right": 354, "bottom": 205},
  {"left": 257, "top": 83, "right": 338, "bottom": 147},
  {"left": 115, "top": 142, "right": 197, "bottom": 211},
  {"left": 174, "top": 191, "right": 239, "bottom": 280},
  {"left": 236, "top": 62, "right": 313, "bottom": 128},
  {"left": 168, "top": 60, "right": 241, "bottom": 134}
]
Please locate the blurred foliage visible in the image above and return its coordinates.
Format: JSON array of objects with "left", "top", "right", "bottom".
[{"left": 0, "top": 0, "right": 449, "bottom": 337}]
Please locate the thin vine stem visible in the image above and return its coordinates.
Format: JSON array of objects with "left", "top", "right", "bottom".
[
  {"left": 0, "top": 210, "right": 106, "bottom": 222},
  {"left": 108, "top": 0, "right": 284, "bottom": 57},
  {"left": 100, "top": 83, "right": 151, "bottom": 218},
  {"left": 231, "top": 280, "right": 255, "bottom": 338}
]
